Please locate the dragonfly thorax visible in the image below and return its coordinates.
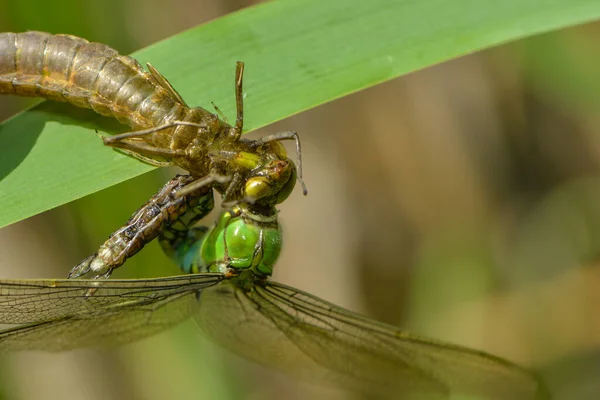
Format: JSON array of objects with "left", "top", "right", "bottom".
[{"left": 176, "top": 205, "right": 282, "bottom": 278}]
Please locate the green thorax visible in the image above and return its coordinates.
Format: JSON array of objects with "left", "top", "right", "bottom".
[{"left": 174, "top": 204, "right": 282, "bottom": 279}]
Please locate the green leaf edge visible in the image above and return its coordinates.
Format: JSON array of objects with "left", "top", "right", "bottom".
[{"left": 1, "top": 0, "right": 599, "bottom": 228}]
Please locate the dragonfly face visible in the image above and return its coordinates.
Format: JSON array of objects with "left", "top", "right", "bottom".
[{"left": 227, "top": 140, "right": 298, "bottom": 205}]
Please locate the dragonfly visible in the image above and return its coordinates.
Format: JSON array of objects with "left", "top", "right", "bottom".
[
  {"left": 0, "top": 201, "right": 550, "bottom": 400},
  {"left": 0, "top": 32, "right": 550, "bottom": 399},
  {"left": 0, "top": 31, "right": 306, "bottom": 279}
]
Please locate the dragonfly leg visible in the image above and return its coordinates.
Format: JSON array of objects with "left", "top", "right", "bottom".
[
  {"left": 102, "top": 121, "right": 208, "bottom": 164},
  {"left": 105, "top": 139, "right": 186, "bottom": 160},
  {"left": 93, "top": 129, "right": 174, "bottom": 167},
  {"left": 221, "top": 172, "right": 242, "bottom": 204},
  {"left": 174, "top": 173, "right": 231, "bottom": 198},
  {"left": 68, "top": 174, "right": 214, "bottom": 280},
  {"left": 116, "top": 149, "right": 174, "bottom": 167},
  {"left": 103, "top": 121, "right": 203, "bottom": 143}
]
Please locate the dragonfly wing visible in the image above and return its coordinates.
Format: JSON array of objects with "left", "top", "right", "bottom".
[
  {"left": 0, "top": 273, "right": 224, "bottom": 351},
  {"left": 194, "top": 280, "right": 445, "bottom": 399},
  {"left": 194, "top": 280, "right": 548, "bottom": 400}
]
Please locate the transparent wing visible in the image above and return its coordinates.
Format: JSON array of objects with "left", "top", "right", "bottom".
[
  {"left": 194, "top": 280, "right": 549, "bottom": 400},
  {"left": 0, "top": 273, "right": 224, "bottom": 351}
]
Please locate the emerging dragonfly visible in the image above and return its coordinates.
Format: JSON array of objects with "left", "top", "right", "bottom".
[
  {"left": 0, "top": 31, "right": 306, "bottom": 279},
  {"left": 0, "top": 32, "right": 550, "bottom": 399},
  {"left": 0, "top": 199, "right": 549, "bottom": 400}
]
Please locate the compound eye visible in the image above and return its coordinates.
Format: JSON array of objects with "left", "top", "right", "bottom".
[
  {"left": 244, "top": 177, "right": 272, "bottom": 202},
  {"left": 270, "top": 141, "right": 288, "bottom": 159},
  {"left": 243, "top": 159, "right": 296, "bottom": 203},
  {"left": 274, "top": 164, "right": 296, "bottom": 204}
]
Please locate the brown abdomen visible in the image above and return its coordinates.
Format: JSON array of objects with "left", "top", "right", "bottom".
[{"left": 0, "top": 31, "right": 187, "bottom": 131}]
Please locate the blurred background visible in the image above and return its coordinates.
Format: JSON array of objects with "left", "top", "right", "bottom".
[{"left": 0, "top": 0, "right": 599, "bottom": 399}]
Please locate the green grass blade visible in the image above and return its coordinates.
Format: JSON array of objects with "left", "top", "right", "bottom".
[{"left": 1, "top": 0, "right": 599, "bottom": 228}]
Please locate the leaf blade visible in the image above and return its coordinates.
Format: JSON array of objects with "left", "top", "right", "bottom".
[{"left": 1, "top": 0, "right": 599, "bottom": 228}]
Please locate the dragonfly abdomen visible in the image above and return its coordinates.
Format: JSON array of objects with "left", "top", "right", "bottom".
[{"left": 0, "top": 31, "right": 196, "bottom": 143}]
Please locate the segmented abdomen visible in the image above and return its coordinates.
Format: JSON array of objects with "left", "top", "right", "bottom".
[{"left": 0, "top": 31, "right": 204, "bottom": 147}]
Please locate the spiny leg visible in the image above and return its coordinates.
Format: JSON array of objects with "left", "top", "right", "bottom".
[
  {"left": 174, "top": 173, "right": 231, "bottom": 198},
  {"left": 102, "top": 121, "right": 207, "bottom": 163},
  {"left": 95, "top": 128, "right": 175, "bottom": 167},
  {"left": 254, "top": 131, "right": 308, "bottom": 195},
  {"left": 106, "top": 139, "right": 187, "bottom": 160},
  {"left": 69, "top": 175, "right": 214, "bottom": 280},
  {"left": 116, "top": 148, "right": 175, "bottom": 168},
  {"left": 221, "top": 172, "right": 244, "bottom": 207},
  {"left": 103, "top": 121, "right": 203, "bottom": 143}
]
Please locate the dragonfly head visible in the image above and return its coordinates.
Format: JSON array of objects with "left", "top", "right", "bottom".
[
  {"left": 243, "top": 158, "right": 297, "bottom": 205},
  {"left": 230, "top": 139, "right": 302, "bottom": 205}
]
